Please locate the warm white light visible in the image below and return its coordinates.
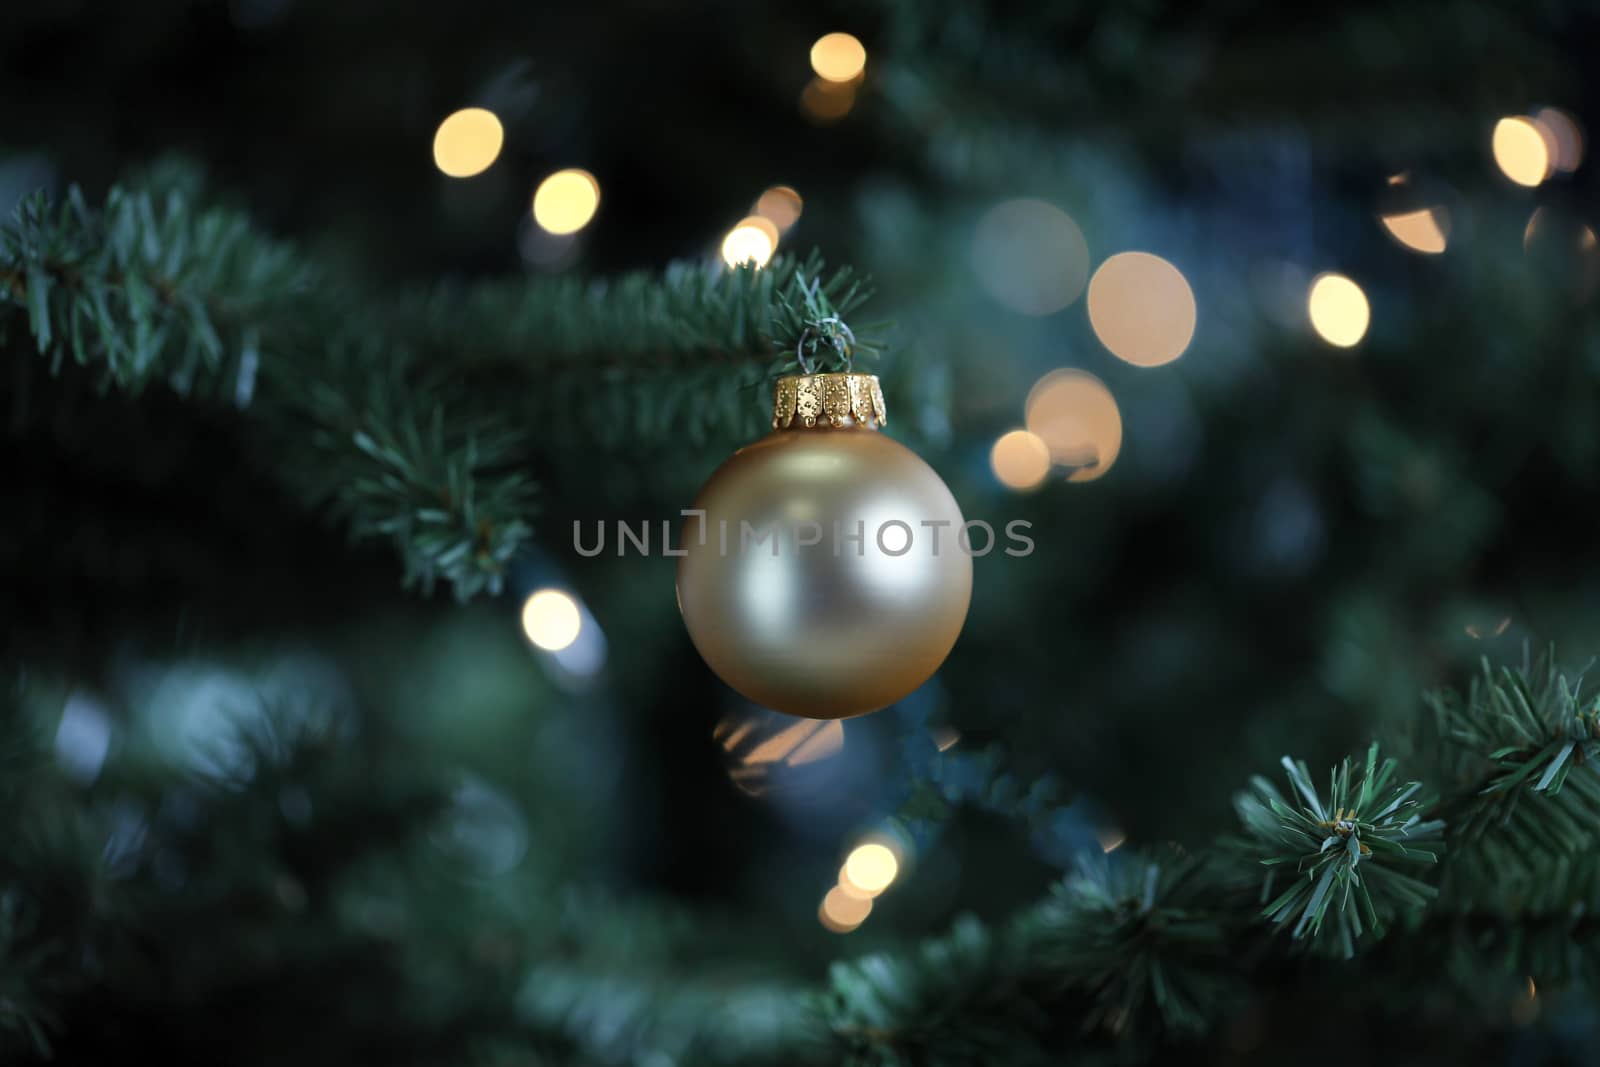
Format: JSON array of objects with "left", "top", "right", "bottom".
[
  {"left": 755, "top": 186, "right": 804, "bottom": 232},
  {"left": 1023, "top": 369, "right": 1123, "bottom": 482},
  {"left": 1086, "top": 252, "right": 1197, "bottom": 366},
  {"left": 521, "top": 589, "right": 582, "bottom": 651},
  {"left": 810, "top": 33, "right": 866, "bottom": 83},
  {"left": 970, "top": 199, "right": 1090, "bottom": 316},
  {"left": 532, "top": 170, "right": 601, "bottom": 235},
  {"left": 1379, "top": 208, "right": 1449, "bottom": 254},
  {"left": 841, "top": 842, "right": 899, "bottom": 897},
  {"left": 819, "top": 886, "right": 872, "bottom": 932},
  {"left": 721, "top": 220, "right": 776, "bottom": 268},
  {"left": 1307, "top": 273, "right": 1370, "bottom": 348},
  {"left": 1493, "top": 117, "right": 1551, "bottom": 187},
  {"left": 990, "top": 430, "right": 1052, "bottom": 490},
  {"left": 432, "top": 108, "right": 504, "bottom": 178}
]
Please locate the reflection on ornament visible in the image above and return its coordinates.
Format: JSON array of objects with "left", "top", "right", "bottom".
[{"left": 677, "top": 374, "right": 971, "bottom": 719}]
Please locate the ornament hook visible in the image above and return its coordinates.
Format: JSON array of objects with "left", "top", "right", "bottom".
[{"left": 795, "top": 315, "right": 857, "bottom": 375}]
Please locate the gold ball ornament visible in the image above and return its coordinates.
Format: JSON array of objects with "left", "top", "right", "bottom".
[{"left": 677, "top": 373, "right": 972, "bottom": 719}]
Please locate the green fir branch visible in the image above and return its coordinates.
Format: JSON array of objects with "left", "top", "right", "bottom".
[
  {"left": 1233, "top": 742, "right": 1443, "bottom": 956},
  {"left": 1, "top": 167, "right": 885, "bottom": 599}
]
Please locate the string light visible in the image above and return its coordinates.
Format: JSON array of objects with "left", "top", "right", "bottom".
[
  {"left": 521, "top": 589, "right": 582, "bottom": 651},
  {"left": 432, "top": 108, "right": 504, "bottom": 178},
  {"left": 754, "top": 186, "right": 803, "bottom": 232},
  {"left": 990, "top": 429, "right": 1052, "bottom": 490},
  {"left": 810, "top": 32, "right": 866, "bottom": 83},
  {"left": 1023, "top": 369, "right": 1123, "bottom": 482},
  {"left": 840, "top": 842, "right": 899, "bottom": 897},
  {"left": 1493, "top": 117, "right": 1551, "bottom": 187},
  {"left": 532, "top": 169, "right": 600, "bottom": 235},
  {"left": 1098, "top": 827, "right": 1127, "bottom": 854},
  {"left": 970, "top": 199, "right": 1090, "bottom": 316},
  {"left": 1086, "top": 252, "right": 1197, "bottom": 366},
  {"left": 819, "top": 886, "right": 872, "bottom": 933},
  {"left": 1307, "top": 273, "right": 1370, "bottom": 348},
  {"left": 1379, "top": 208, "right": 1449, "bottom": 254},
  {"left": 721, "top": 218, "right": 776, "bottom": 268}
]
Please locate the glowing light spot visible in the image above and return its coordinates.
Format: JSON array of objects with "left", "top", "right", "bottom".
[
  {"left": 1023, "top": 369, "right": 1123, "bottom": 481},
  {"left": 755, "top": 186, "right": 803, "bottom": 232},
  {"left": 721, "top": 219, "right": 776, "bottom": 268},
  {"left": 930, "top": 725, "right": 961, "bottom": 752},
  {"left": 1380, "top": 208, "right": 1449, "bottom": 254},
  {"left": 1535, "top": 107, "right": 1584, "bottom": 172},
  {"left": 532, "top": 169, "right": 600, "bottom": 235},
  {"left": 841, "top": 842, "right": 899, "bottom": 897},
  {"left": 799, "top": 78, "right": 855, "bottom": 123},
  {"left": 1086, "top": 252, "right": 1197, "bottom": 366},
  {"left": 521, "top": 589, "right": 582, "bottom": 651},
  {"left": 990, "top": 429, "right": 1052, "bottom": 490},
  {"left": 1307, "top": 273, "right": 1370, "bottom": 348},
  {"left": 810, "top": 33, "right": 866, "bottom": 83},
  {"left": 971, "top": 199, "right": 1090, "bottom": 316},
  {"left": 1493, "top": 117, "right": 1551, "bottom": 187},
  {"left": 432, "top": 108, "right": 504, "bottom": 178},
  {"left": 819, "top": 886, "right": 872, "bottom": 932},
  {"left": 1098, "top": 828, "right": 1127, "bottom": 854}
]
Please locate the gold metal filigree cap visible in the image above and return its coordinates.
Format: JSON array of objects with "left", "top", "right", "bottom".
[{"left": 772, "top": 373, "right": 887, "bottom": 430}]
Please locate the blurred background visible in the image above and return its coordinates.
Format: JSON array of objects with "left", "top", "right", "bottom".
[{"left": 4, "top": 1, "right": 1600, "bottom": 1063}]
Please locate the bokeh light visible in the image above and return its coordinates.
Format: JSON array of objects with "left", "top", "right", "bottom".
[
  {"left": 819, "top": 886, "right": 872, "bottom": 933},
  {"left": 799, "top": 78, "right": 855, "bottom": 123},
  {"left": 989, "top": 429, "right": 1052, "bottom": 490},
  {"left": 716, "top": 713, "right": 844, "bottom": 796},
  {"left": 810, "top": 33, "right": 866, "bottom": 83},
  {"left": 841, "top": 842, "right": 899, "bottom": 897},
  {"left": 1086, "top": 252, "right": 1197, "bottom": 366},
  {"left": 1535, "top": 107, "right": 1584, "bottom": 172},
  {"left": 1023, "top": 369, "right": 1123, "bottom": 481},
  {"left": 1493, "top": 117, "right": 1551, "bottom": 187},
  {"left": 432, "top": 108, "right": 504, "bottom": 178},
  {"left": 971, "top": 199, "right": 1090, "bottom": 316},
  {"left": 721, "top": 219, "right": 776, "bottom": 268},
  {"left": 532, "top": 169, "right": 600, "bottom": 235},
  {"left": 521, "top": 589, "right": 582, "bottom": 651},
  {"left": 755, "top": 186, "right": 803, "bottom": 232},
  {"left": 1307, "top": 273, "right": 1370, "bottom": 348},
  {"left": 1379, "top": 208, "right": 1449, "bottom": 254}
]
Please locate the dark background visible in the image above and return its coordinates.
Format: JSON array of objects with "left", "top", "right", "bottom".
[{"left": 5, "top": 1, "right": 1600, "bottom": 1063}]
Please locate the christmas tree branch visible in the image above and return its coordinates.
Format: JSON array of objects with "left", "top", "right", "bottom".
[
  {"left": 1, "top": 166, "right": 883, "bottom": 599},
  {"left": 801, "top": 651, "right": 1600, "bottom": 1060}
]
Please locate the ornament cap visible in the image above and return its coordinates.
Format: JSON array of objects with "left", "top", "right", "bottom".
[{"left": 772, "top": 373, "right": 887, "bottom": 430}]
